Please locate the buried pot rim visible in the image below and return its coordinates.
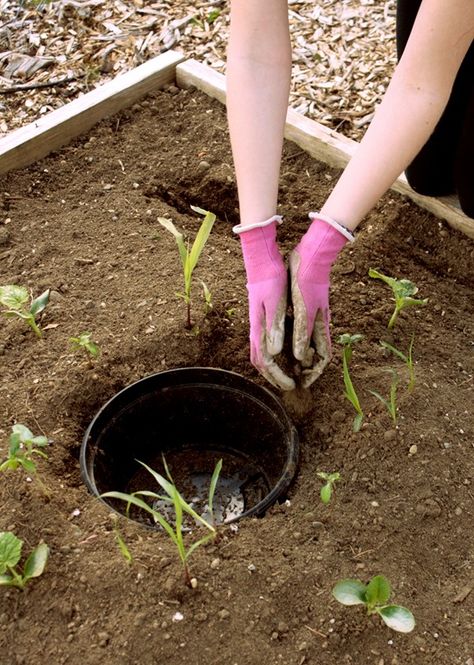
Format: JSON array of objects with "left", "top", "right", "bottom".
[{"left": 80, "top": 366, "right": 299, "bottom": 524}]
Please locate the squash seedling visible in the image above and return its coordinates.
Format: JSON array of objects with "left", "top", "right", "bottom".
[
  {"left": 158, "top": 206, "right": 216, "bottom": 329},
  {"left": 380, "top": 335, "right": 415, "bottom": 393},
  {"left": 332, "top": 574, "right": 415, "bottom": 633},
  {"left": 102, "top": 457, "right": 222, "bottom": 586},
  {"left": 337, "top": 333, "right": 364, "bottom": 432},
  {"left": 0, "top": 424, "right": 49, "bottom": 474},
  {"left": 368, "top": 269, "right": 427, "bottom": 329},
  {"left": 70, "top": 332, "right": 100, "bottom": 366},
  {"left": 317, "top": 471, "right": 340, "bottom": 504},
  {"left": 369, "top": 369, "right": 399, "bottom": 426},
  {"left": 0, "top": 285, "right": 50, "bottom": 337},
  {"left": 0, "top": 531, "right": 49, "bottom": 590}
]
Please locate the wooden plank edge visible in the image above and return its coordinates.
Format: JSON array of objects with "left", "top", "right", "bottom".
[
  {"left": 0, "top": 50, "right": 185, "bottom": 176},
  {"left": 176, "top": 59, "right": 474, "bottom": 240}
]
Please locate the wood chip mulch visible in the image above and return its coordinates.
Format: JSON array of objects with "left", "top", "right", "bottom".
[{"left": 0, "top": 0, "right": 397, "bottom": 141}]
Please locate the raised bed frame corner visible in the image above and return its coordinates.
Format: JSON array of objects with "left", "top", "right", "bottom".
[{"left": 0, "top": 50, "right": 472, "bottom": 240}]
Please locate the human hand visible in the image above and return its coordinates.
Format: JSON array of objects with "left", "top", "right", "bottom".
[
  {"left": 289, "top": 214, "right": 354, "bottom": 388},
  {"left": 235, "top": 217, "right": 295, "bottom": 391}
]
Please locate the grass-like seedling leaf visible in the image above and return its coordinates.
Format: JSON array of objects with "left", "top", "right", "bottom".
[
  {"left": 317, "top": 471, "right": 340, "bottom": 505},
  {"left": 368, "top": 269, "right": 427, "bottom": 329},
  {"left": 70, "top": 332, "right": 100, "bottom": 366},
  {"left": 0, "top": 424, "right": 49, "bottom": 474},
  {"left": 158, "top": 207, "right": 216, "bottom": 329},
  {"left": 102, "top": 456, "right": 222, "bottom": 586},
  {"left": 332, "top": 574, "right": 415, "bottom": 633},
  {"left": 201, "top": 280, "right": 213, "bottom": 315},
  {"left": 0, "top": 532, "right": 49, "bottom": 590},
  {"left": 337, "top": 334, "right": 364, "bottom": 432},
  {"left": 380, "top": 335, "right": 415, "bottom": 393},
  {"left": 0, "top": 285, "right": 50, "bottom": 337},
  {"left": 369, "top": 369, "right": 399, "bottom": 426}
]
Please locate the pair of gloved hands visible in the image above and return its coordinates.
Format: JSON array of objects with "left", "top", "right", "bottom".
[{"left": 235, "top": 213, "right": 354, "bottom": 391}]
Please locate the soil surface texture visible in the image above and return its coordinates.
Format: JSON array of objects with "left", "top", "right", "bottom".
[{"left": 0, "top": 86, "right": 473, "bottom": 665}]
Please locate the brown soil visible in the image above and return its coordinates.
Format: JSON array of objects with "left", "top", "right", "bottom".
[{"left": 1, "top": 86, "right": 473, "bottom": 665}]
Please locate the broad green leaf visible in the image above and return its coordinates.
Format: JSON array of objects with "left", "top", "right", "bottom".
[
  {"left": 0, "top": 574, "right": 14, "bottom": 586},
  {"left": 366, "top": 575, "right": 391, "bottom": 606},
  {"left": 0, "top": 532, "right": 23, "bottom": 572},
  {"left": 12, "top": 423, "right": 34, "bottom": 442},
  {"left": 23, "top": 543, "right": 49, "bottom": 581},
  {"left": 188, "top": 210, "right": 216, "bottom": 275},
  {"left": 332, "top": 579, "right": 367, "bottom": 606},
  {"left": 0, "top": 285, "right": 29, "bottom": 310},
  {"left": 378, "top": 605, "right": 415, "bottom": 633},
  {"left": 29, "top": 289, "right": 50, "bottom": 316},
  {"left": 9, "top": 431, "right": 21, "bottom": 456},
  {"left": 368, "top": 268, "right": 397, "bottom": 290},
  {"left": 158, "top": 217, "right": 188, "bottom": 268},
  {"left": 19, "top": 458, "right": 37, "bottom": 474},
  {"left": 320, "top": 483, "right": 332, "bottom": 504}
]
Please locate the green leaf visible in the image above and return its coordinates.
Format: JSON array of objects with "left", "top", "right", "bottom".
[
  {"left": 208, "top": 458, "right": 222, "bottom": 518},
  {"left": 0, "top": 532, "right": 23, "bottom": 572},
  {"left": 0, "top": 574, "right": 14, "bottom": 586},
  {"left": 353, "top": 413, "right": 363, "bottom": 432},
  {"left": 29, "top": 289, "right": 50, "bottom": 316},
  {"left": 101, "top": 491, "right": 178, "bottom": 545},
  {"left": 158, "top": 217, "right": 188, "bottom": 268},
  {"left": 188, "top": 209, "right": 216, "bottom": 276},
  {"left": 114, "top": 528, "right": 132, "bottom": 564},
  {"left": 138, "top": 459, "right": 175, "bottom": 498},
  {"left": 377, "top": 605, "right": 415, "bottom": 633},
  {"left": 332, "top": 579, "right": 367, "bottom": 606},
  {"left": 0, "top": 285, "right": 29, "bottom": 310},
  {"left": 23, "top": 542, "right": 49, "bottom": 581},
  {"left": 366, "top": 575, "right": 391, "bottom": 606},
  {"left": 320, "top": 483, "right": 332, "bottom": 504},
  {"left": 19, "top": 458, "right": 37, "bottom": 474},
  {"left": 185, "top": 531, "right": 215, "bottom": 561},
  {"left": 12, "top": 423, "right": 34, "bottom": 442},
  {"left": 380, "top": 341, "right": 407, "bottom": 362}
]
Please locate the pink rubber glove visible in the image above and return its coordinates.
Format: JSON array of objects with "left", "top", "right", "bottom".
[
  {"left": 235, "top": 216, "right": 295, "bottom": 391},
  {"left": 289, "top": 213, "right": 354, "bottom": 388}
]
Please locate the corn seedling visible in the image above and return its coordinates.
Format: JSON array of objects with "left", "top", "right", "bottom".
[
  {"left": 158, "top": 206, "right": 216, "bottom": 329},
  {"left": 0, "top": 285, "right": 50, "bottom": 337},
  {"left": 332, "top": 574, "right": 415, "bottom": 633},
  {"left": 113, "top": 520, "right": 133, "bottom": 564},
  {"left": 70, "top": 332, "right": 100, "bottom": 366},
  {"left": 317, "top": 472, "right": 340, "bottom": 504},
  {"left": 380, "top": 335, "right": 415, "bottom": 393},
  {"left": 0, "top": 531, "right": 49, "bottom": 590},
  {"left": 337, "top": 333, "right": 364, "bottom": 432},
  {"left": 368, "top": 269, "right": 427, "bottom": 329},
  {"left": 369, "top": 369, "right": 399, "bottom": 426},
  {"left": 0, "top": 424, "right": 49, "bottom": 474},
  {"left": 102, "top": 457, "right": 222, "bottom": 586}
]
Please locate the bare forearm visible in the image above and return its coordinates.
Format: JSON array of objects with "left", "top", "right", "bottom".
[
  {"left": 321, "top": 0, "right": 474, "bottom": 230},
  {"left": 227, "top": 0, "right": 291, "bottom": 226}
]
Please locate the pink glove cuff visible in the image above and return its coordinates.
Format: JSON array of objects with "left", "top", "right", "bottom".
[{"left": 238, "top": 219, "right": 286, "bottom": 284}]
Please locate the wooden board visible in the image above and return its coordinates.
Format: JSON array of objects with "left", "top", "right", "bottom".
[
  {"left": 176, "top": 59, "right": 474, "bottom": 240},
  {"left": 0, "top": 50, "right": 185, "bottom": 176}
]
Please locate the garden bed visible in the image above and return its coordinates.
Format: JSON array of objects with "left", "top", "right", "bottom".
[{"left": 0, "top": 74, "right": 474, "bottom": 665}]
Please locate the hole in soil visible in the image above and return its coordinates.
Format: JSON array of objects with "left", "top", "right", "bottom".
[{"left": 80, "top": 368, "right": 299, "bottom": 526}]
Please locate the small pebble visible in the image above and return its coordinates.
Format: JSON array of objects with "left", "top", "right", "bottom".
[
  {"left": 218, "top": 609, "right": 230, "bottom": 620},
  {"left": 383, "top": 430, "right": 397, "bottom": 442},
  {"left": 210, "top": 558, "right": 220, "bottom": 570},
  {"left": 197, "top": 160, "right": 210, "bottom": 174},
  {"left": 409, "top": 444, "right": 418, "bottom": 455}
]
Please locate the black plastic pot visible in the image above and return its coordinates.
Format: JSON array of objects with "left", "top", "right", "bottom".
[{"left": 80, "top": 367, "right": 299, "bottom": 525}]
